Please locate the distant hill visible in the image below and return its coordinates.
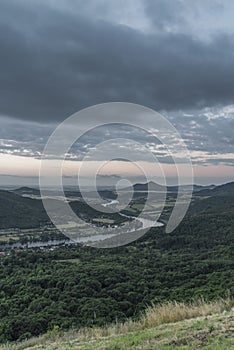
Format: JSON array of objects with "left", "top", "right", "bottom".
[
  {"left": 120, "top": 181, "right": 166, "bottom": 192},
  {"left": 133, "top": 181, "right": 165, "bottom": 192}
]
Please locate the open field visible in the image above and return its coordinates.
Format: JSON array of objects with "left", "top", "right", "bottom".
[
  {"left": 57, "top": 221, "right": 85, "bottom": 229},
  {"left": 92, "top": 218, "right": 115, "bottom": 224}
]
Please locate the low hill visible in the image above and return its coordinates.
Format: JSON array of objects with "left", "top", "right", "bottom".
[
  {"left": 196, "top": 181, "right": 234, "bottom": 197},
  {"left": 0, "top": 189, "right": 125, "bottom": 229},
  {"left": 0, "top": 190, "right": 48, "bottom": 229},
  {"left": 2, "top": 298, "right": 233, "bottom": 350},
  {"left": 12, "top": 186, "right": 117, "bottom": 200},
  {"left": 12, "top": 186, "right": 40, "bottom": 196}
]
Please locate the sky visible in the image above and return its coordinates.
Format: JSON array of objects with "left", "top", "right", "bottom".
[{"left": 0, "top": 0, "right": 233, "bottom": 187}]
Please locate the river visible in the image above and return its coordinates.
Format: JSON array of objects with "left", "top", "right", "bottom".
[{"left": 1, "top": 201, "right": 163, "bottom": 249}]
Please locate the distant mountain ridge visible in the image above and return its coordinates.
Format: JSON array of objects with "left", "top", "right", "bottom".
[
  {"left": 125, "top": 181, "right": 216, "bottom": 193},
  {"left": 12, "top": 182, "right": 219, "bottom": 196},
  {"left": 11, "top": 182, "right": 234, "bottom": 198},
  {"left": 13, "top": 186, "right": 40, "bottom": 196}
]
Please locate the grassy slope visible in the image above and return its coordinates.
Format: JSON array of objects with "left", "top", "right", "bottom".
[{"left": 2, "top": 299, "right": 234, "bottom": 350}]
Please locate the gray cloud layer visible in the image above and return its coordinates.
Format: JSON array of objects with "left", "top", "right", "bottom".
[
  {"left": 0, "top": 0, "right": 233, "bottom": 183},
  {"left": 0, "top": 104, "right": 233, "bottom": 166},
  {"left": 0, "top": 0, "right": 234, "bottom": 122}
]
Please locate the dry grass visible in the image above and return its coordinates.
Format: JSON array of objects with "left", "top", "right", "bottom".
[
  {"left": 140, "top": 296, "right": 234, "bottom": 328},
  {"left": 97, "top": 295, "right": 234, "bottom": 336}
]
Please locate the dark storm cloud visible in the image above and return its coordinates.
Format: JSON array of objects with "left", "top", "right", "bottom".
[
  {"left": 144, "top": 0, "right": 187, "bottom": 30},
  {"left": 0, "top": 0, "right": 234, "bottom": 122},
  {"left": 144, "top": 0, "right": 224, "bottom": 33}
]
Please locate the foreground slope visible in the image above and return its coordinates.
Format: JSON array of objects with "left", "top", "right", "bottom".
[{"left": 1, "top": 299, "right": 233, "bottom": 350}]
